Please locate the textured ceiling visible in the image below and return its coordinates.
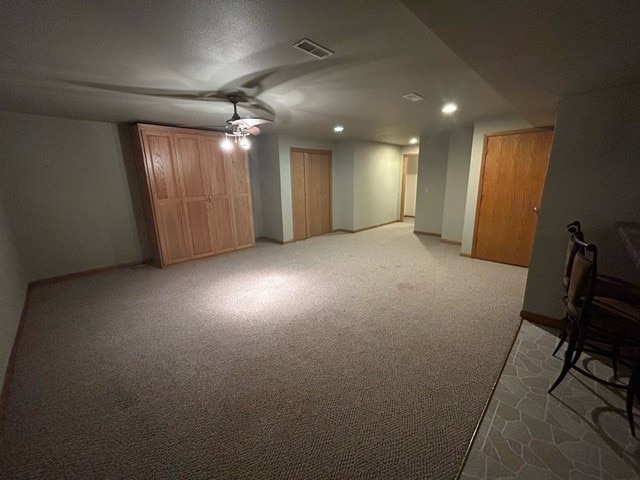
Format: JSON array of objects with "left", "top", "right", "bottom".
[
  {"left": 402, "top": 0, "right": 640, "bottom": 127},
  {"left": 0, "top": 0, "right": 515, "bottom": 145}
]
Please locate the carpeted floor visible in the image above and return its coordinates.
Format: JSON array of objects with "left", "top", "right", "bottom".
[{"left": 0, "top": 222, "right": 527, "bottom": 479}]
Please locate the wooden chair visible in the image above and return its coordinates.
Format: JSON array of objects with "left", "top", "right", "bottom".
[
  {"left": 548, "top": 236, "right": 640, "bottom": 436},
  {"left": 552, "top": 221, "right": 640, "bottom": 377}
]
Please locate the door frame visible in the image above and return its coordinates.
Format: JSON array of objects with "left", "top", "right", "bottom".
[
  {"left": 399, "top": 153, "right": 418, "bottom": 221},
  {"left": 290, "top": 147, "right": 333, "bottom": 240},
  {"left": 471, "top": 127, "right": 554, "bottom": 262}
]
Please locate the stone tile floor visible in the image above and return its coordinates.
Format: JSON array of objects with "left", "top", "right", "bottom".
[{"left": 459, "top": 320, "right": 640, "bottom": 480}]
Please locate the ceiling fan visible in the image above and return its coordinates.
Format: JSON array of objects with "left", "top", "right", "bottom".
[{"left": 217, "top": 94, "right": 273, "bottom": 151}]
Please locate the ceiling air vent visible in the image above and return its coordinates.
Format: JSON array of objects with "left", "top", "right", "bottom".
[
  {"left": 402, "top": 93, "right": 425, "bottom": 102},
  {"left": 293, "top": 38, "right": 334, "bottom": 59}
]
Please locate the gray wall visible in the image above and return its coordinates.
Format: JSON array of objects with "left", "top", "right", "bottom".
[
  {"left": 0, "top": 202, "right": 27, "bottom": 388},
  {"left": 0, "top": 111, "right": 146, "bottom": 281},
  {"left": 247, "top": 149, "right": 264, "bottom": 238},
  {"left": 255, "top": 134, "right": 283, "bottom": 241},
  {"left": 460, "top": 114, "right": 532, "bottom": 253},
  {"left": 441, "top": 126, "right": 473, "bottom": 243},
  {"left": 352, "top": 141, "right": 403, "bottom": 230},
  {"left": 523, "top": 82, "right": 640, "bottom": 318},
  {"left": 334, "top": 140, "right": 355, "bottom": 231},
  {"left": 414, "top": 131, "right": 450, "bottom": 235}
]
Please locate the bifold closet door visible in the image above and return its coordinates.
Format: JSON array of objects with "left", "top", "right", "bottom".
[
  {"left": 228, "top": 148, "right": 255, "bottom": 249},
  {"left": 175, "top": 134, "right": 216, "bottom": 258},
  {"left": 291, "top": 149, "right": 331, "bottom": 241},
  {"left": 200, "top": 137, "right": 237, "bottom": 253},
  {"left": 142, "top": 131, "right": 190, "bottom": 265}
]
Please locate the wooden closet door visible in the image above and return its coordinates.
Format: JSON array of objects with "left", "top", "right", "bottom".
[
  {"left": 228, "top": 149, "right": 255, "bottom": 249},
  {"left": 304, "top": 151, "right": 332, "bottom": 237},
  {"left": 142, "top": 131, "right": 190, "bottom": 265},
  {"left": 291, "top": 150, "right": 307, "bottom": 241},
  {"left": 200, "top": 138, "right": 237, "bottom": 253},
  {"left": 175, "top": 134, "right": 216, "bottom": 258}
]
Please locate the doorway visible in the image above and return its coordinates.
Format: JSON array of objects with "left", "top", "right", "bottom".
[
  {"left": 291, "top": 148, "right": 332, "bottom": 241},
  {"left": 400, "top": 154, "right": 418, "bottom": 222},
  {"left": 472, "top": 128, "right": 553, "bottom": 267}
]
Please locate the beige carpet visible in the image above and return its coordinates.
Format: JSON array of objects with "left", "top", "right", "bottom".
[{"left": 0, "top": 222, "right": 527, "bottom": 479}]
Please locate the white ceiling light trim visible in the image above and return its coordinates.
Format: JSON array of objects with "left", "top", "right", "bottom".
[
  {"left": 442, "top": 102, "right": 458, "bottom": 114},
  {"left": 409, "top": 137, "right": 419, "bottom": 144}
]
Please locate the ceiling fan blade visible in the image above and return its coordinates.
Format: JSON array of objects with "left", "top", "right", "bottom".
[
  {"left": 247, "top": 126, "right": 261, "bottom": 135},
  {"left": 231, "top": 118, "right": 272, "bottom": 128}
]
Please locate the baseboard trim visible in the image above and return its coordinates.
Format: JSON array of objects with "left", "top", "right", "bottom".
[
  {"left": 30, "top": 259, "right": 152, "bottom": 287},
  {"left": 459, "top": 253, "right": 473, "bottom": 258},
  {"left": 413, "top": 230, "right": 441, "bottom": 238},
  {"left": 440, "top": 238, "right": 462, "bottom": 246},
  {"left": 258, "top": 236, "right": 294, "bottom": 245},
  {"left": 0, "top": 284, "right": 32, "bottom": 432},
  {"left": 353, "top": 220, "right": 399, "bottom": 233},
  {"left": 332, "top": 220, "right": 399, "bottom": 234},
  {"left": 520, "top": 310, "right": 562, "bottom": 329}
]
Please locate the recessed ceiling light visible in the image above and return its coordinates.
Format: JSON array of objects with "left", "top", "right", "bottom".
[
  {"left": 442, "top": 103, "right": 458, "bottom": 114},
  {"left": 409, "top": 137, "right": 419, "bottom": 144},
  {"left": 403, "top": 93, "right": 425, "bottom": 102},
  {"left": 333, "top": 125, "right": 344, "bottom": 133}
]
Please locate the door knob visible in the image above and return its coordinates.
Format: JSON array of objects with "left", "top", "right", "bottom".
[{"left": 533, "top": 206, "right": 539, "bottom": 213}]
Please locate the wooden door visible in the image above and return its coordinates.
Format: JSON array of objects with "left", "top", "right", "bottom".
[
  {"left": 291, "top": 149, "right": 332, "bottom": 241},
  {"left": 142, "top": 131, "right": 190, "bottom": 265},
  {"left": 200, "top": 137, "right": 237, "bottom": 253},
  {"left": 175, "top": 134, "right": 216, "bottom": 258},
  {"left": 228, "top": 148, "right": 255, "bottom": 249},
  {"left": 473, "top": 129, "right": 553, "bottom": 267},
  {"left": 291, "top": 150, "right": 307, "bottom": 240}
]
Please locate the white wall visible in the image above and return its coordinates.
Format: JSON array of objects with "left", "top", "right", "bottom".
[
  {"left": 353, "top": 141, "right": 402, "bottom": 230},
  {"left": 255, "top": 135, "right": 283, "bottom": 241},
  {"left": 523, "top": 82, "right": 640, "bottom": 318},
  {"left": 0, "top": 111, "right": 147, "bottom": 281},
  {"left": 277, "top": 135, "right": 339, "bottom": 242},
  {"left": 460, "top": 114, "right": 532, "bottom": 253},
  {"left": 414, "top": 131, "right": 450, "bottom": 234},
  {"left": 403, "top": 154, "right": 418, "bottom": 216},
  {"left": 0, "top": 202, "right": 27, "bottom": 388},
  {"left": 334, "top": 140, "right": 355, "bottom": 231},
  {"left": 247, "top": 149, "right": 263, "bottom": 238},
  {"left": 441, "top": 126, "right": 473, "bottom": 242}
]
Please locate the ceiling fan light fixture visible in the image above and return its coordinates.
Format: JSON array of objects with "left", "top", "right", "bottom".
[
  {"left": 240, "top": 137, "right": 251, "bottom": 150},
  {"left": 221, "top": 137, "right": 233, "bottom": 151},
  {"left": 442, "top": 102, "right": 458, "bottom": 114}
]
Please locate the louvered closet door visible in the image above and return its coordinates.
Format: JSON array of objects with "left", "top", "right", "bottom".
[
  {"left": 200, "top": 138, "right": 237, "bottom": 253},
  {"left": 142, "top": 131, "right": 190, "bottom": 265},
  {"left": 174, "top": 134, "right": 216, "bottom": 258},
  {"left": 228, "top": 149, "right": 255, "bottom": 249}
]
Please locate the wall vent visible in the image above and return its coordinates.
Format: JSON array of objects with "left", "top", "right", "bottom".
[
  {"left": 402, "top": 93, "right": 425, "bottom": 102},
  {"left": 293, "top": 38, "right": 334, "bottom": 59}
]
